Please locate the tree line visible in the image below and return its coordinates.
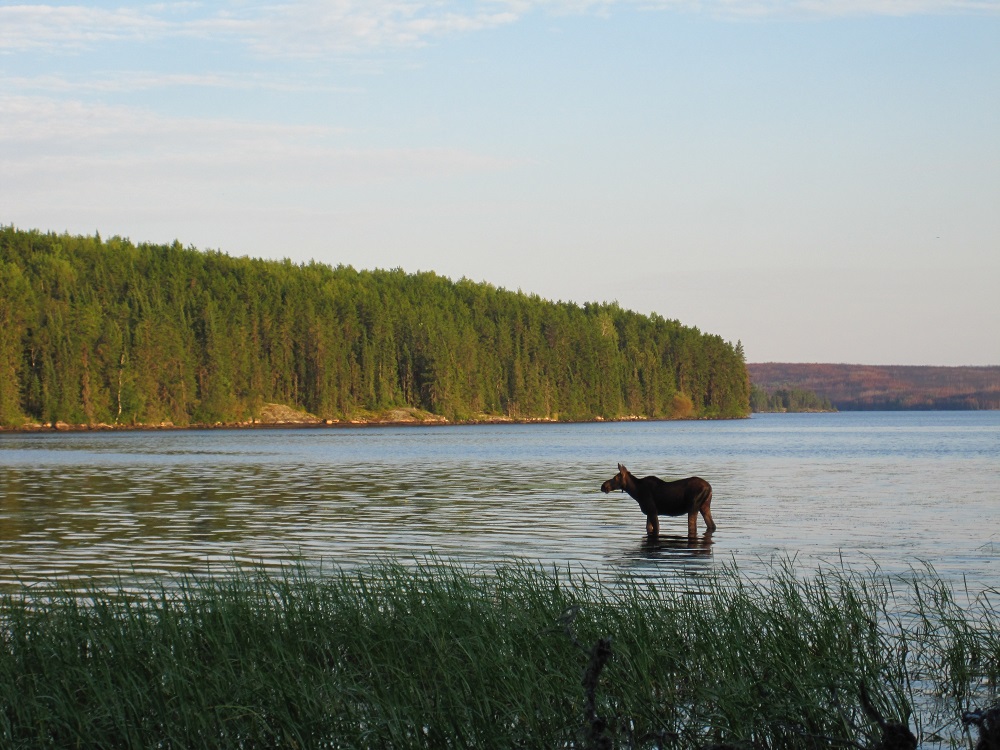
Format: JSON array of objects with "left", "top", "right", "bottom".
[
  {"left": 749, "top": 385, "right": 834, "bottom": 413},
  {"left": 746, "top": 362, "right": 1000, "bottom": 411},
  {"left": 0, "top": 226, "right": 750, "bottom": 427}
]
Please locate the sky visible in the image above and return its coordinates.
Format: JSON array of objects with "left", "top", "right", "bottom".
[{"left": 1, "top": 1, "right": 998, "bottom": 366}]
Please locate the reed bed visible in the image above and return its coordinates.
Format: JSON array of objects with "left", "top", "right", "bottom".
[{"left": 0, "top": 559, "right": 998, "bottom": 749}]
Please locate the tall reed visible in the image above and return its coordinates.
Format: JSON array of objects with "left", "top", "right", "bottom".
[{"left": 0, "top": 559, "right": 996, "bottom": 748}]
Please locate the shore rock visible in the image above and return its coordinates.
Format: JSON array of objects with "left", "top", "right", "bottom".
[{"left": 256, "top": 403, "right": 322, "bottom": 425}]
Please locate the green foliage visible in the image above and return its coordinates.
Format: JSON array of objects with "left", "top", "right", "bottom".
[
  {"left": 1, "top": 560, "right": 996, "bottom": 748},
  {"left": 0, "top": 226, "right": 750, "bottom": 426},
  {"left": 750, "top": 384, "right": 835, "bottom": 413}
]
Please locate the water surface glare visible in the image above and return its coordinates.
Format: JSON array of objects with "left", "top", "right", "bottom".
[{"left": 0, "top": 412, "right": 998, "bottom": 591}]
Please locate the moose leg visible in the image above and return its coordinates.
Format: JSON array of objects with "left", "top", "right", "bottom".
[
  {"left": 699, "top": 487, "right": 717, "bottom": 532},
  {"left": 646, "top": 514, "right": 659, "bottom": 537},
  {"left": 700, "top": 504, "right": 717, "bottom": 533},
  {"left": 687, "top": 510, "right": 698, "bottom": 538}
]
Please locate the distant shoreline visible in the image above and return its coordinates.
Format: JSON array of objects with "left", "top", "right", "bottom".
[
  {"left": 11, "top": 409, "right": 1000, "bottom": 434},
  {"left": 0, "top": 410, "right": 744, "bottom": 434},
  {"left": 748, "top": 362, "right": 1000, "bottom": 411}
]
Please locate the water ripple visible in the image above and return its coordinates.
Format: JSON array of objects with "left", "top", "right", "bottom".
[{"left": 1, "top": 414, "right": 998, "bottom": 592}]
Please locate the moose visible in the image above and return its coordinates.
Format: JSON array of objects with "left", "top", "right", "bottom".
[{"left": 600, "top": 463, "right": 715, "bottom": 538}]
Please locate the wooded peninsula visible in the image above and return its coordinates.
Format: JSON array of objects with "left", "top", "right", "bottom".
[{"left": 0, "top": 226, "right": 750, "bottom": 429}]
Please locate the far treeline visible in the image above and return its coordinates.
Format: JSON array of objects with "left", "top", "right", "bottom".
[
  {"left": 0, "top": 226, "right": 750, "bottom": 428},
  {"left": 749, "top": 385, "right": 834, "bottom": 413},
  {"left": 748, "top": 362, "right": 1000, "bottom": 411}
]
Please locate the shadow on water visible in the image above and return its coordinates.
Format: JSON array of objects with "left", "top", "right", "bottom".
[
  {"left": 607, "top": 533, "right": 716, "bottom": 593},
  {"left": 610, "top": 532, "right": 717, "bottom": 582}
]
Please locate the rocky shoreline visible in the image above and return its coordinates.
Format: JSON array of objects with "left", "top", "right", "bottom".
[{"left": 1, "top": 403, "right": 661, "bottom": 432}]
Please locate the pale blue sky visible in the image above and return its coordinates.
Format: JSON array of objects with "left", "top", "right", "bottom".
[{"left": 2, "top": 1, "right": 998, "bottom": 365}]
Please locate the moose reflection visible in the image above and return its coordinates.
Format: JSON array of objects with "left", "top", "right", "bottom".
[
  {"left": 601, "top": 463, "right": 715, "bottom": 538},
  {"left": 637, "top": 533, "right": 715, "bottom": 561}
]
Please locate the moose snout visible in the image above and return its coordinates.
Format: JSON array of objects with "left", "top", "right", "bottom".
[{"left": 600, "top": 481, "right": 612, "bottom": 493}]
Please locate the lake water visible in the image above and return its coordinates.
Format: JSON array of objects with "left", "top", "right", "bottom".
[{"left": 0, "top": 412, "right": 998, "bottom": 592}]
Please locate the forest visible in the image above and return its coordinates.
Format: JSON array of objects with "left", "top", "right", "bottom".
[
  {"left": 749, "top": 385, "right": 834, "bottom": 413},
  {"left": 0, "top": 226, "right": 750, "bottom": 428},
  {"left": 748, "top": 362, "right": 1000, "bottom": 410}
]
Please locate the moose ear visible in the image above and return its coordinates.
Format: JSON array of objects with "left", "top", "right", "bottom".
[{"left": 618, "top": 463, "right": 626, "bottom": 473}]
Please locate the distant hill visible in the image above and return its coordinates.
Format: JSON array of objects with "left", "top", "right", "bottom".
[{"left": 747, "top": 363, "right": 1000, "bottom": 411}]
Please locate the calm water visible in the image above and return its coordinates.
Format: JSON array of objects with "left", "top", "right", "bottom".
[{"left": 0, "top": 412, "right": 998, "bottom": 591}]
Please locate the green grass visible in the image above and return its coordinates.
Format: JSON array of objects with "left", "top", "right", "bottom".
[{"left": 0, "top": 559, "right": 997, "bottom": 749}]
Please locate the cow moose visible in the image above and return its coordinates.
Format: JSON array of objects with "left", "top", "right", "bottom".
[{"left": 600, "top": 463, "right": 715, "bottom": 538}]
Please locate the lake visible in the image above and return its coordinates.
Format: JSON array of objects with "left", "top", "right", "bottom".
[{"left": 0, "top": 412, "right": 998, "bottom": 592}]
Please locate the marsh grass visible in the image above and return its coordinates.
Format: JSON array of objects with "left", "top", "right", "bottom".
[{"left": 0, "top": 559, "right": 997, "bottom": 749}]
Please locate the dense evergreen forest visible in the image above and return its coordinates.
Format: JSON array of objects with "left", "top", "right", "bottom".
[{"left": 0, "top": 226, "right": 750, "bottom": 428}]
